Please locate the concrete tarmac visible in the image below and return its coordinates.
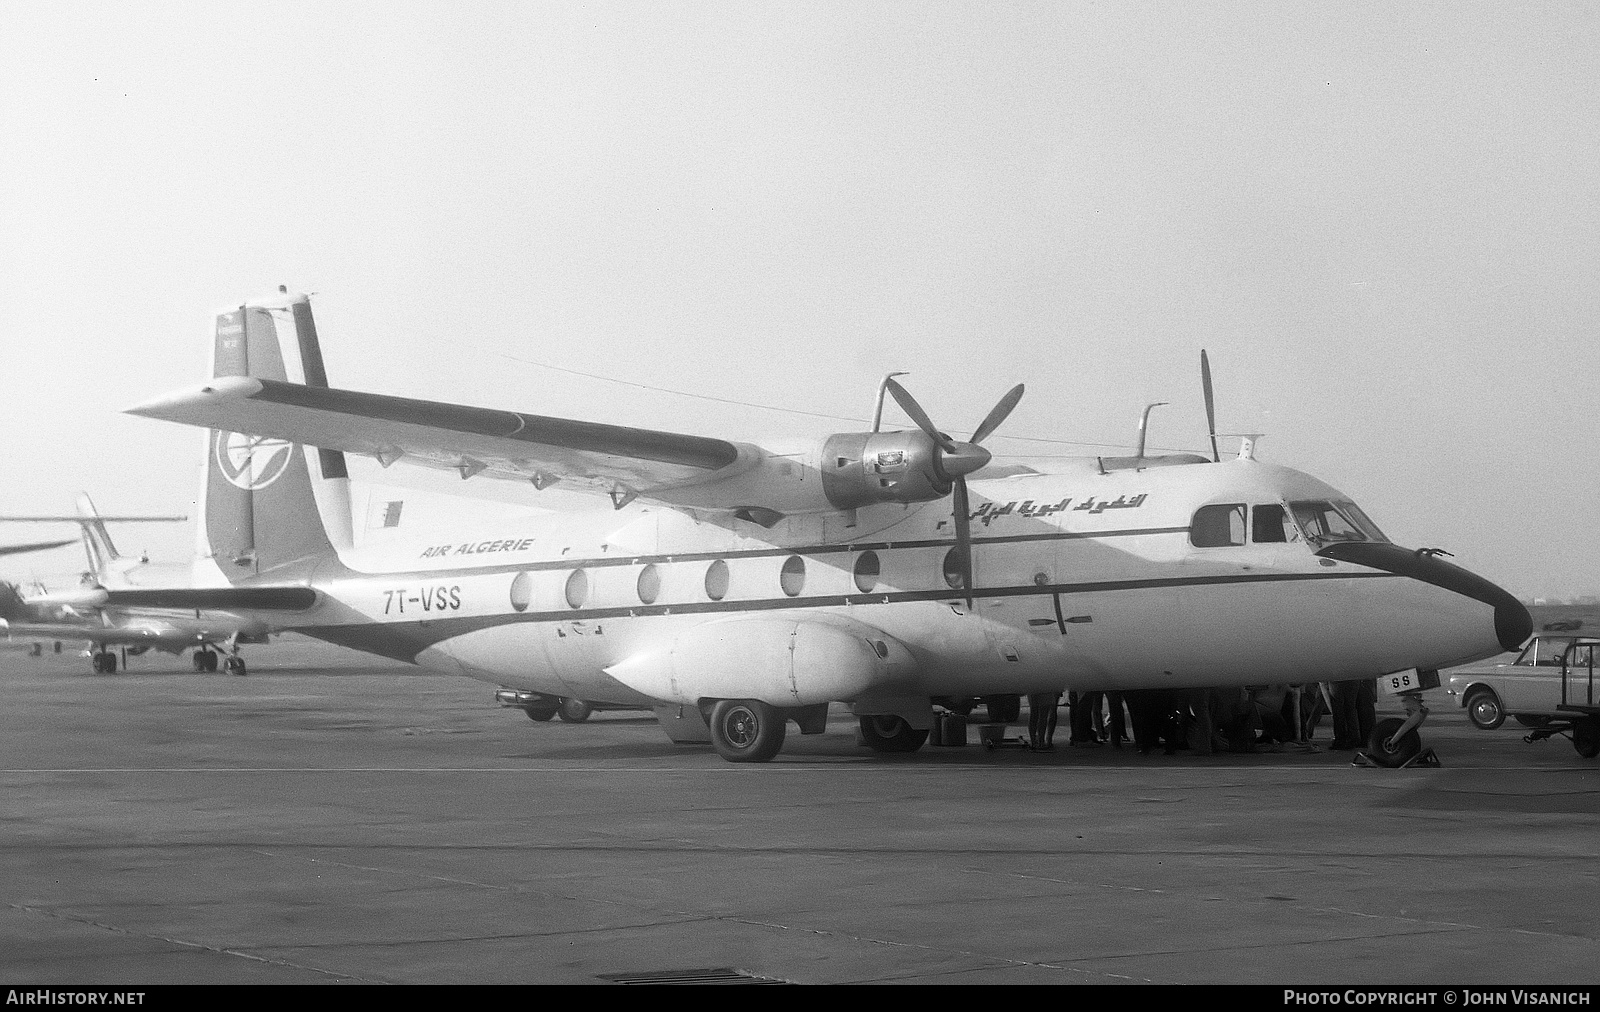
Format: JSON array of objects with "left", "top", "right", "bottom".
[{"left": 2, "top": 638, "right": 1596, "bottom": 985}]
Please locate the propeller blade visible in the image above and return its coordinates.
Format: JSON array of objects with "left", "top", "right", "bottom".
[
  {"left": 952, "top": 476, "right": 973, "bottom": 607},
  {"left": 969, "top": 383, "right": 1024, "bottom": 445},
  {"left": 1201, "top": 349, "right": 1219, "bottom": 463},
  {"left": 885, "top": 378, "right": 956, "bottom": 453}
]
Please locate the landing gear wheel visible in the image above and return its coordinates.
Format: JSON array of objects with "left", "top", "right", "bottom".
[
  {"left": 1465, "top": 689, "right": 1505, "bottom": 730},
  {"left": 192, "top": 652, "right": 207, "bottom": 672},
  {"left": 193, "top": 650, "right": 218, "bottom": 673},
  {"left": 709, "top": 699, "right": 786, "bottom": 763},
  {"left": 557, "top": 698, "right": 592, "bottom": 723},
  {"left": 1366, "top": 717, "right": 1421, "bottom": 768},
  {"left": 1574, "top": 717, "right": 1600, "bottom": 759},
  {"left": 223, "top": 655, "right": 247, "bottom": 676},
  {"left": 858, "top": 715, "right": 930, "bottom": 753},
  {"left": 91, "top": 652, "right": 114, "bottom": 674},
  {"left": 984, "top": 694, "right": 1021, "bottom": 723},
  {"left": 524, "top": 700, "right": 558, "bottom": 721}
]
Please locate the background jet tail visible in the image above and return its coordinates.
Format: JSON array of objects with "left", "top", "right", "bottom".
[
  {"left": 199, "top": 289, "right": 353, "bottom": 583},
  {"left": 75, "top": 493, "right": 120, "bottom": 579}
]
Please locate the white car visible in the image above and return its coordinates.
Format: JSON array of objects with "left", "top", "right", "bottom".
[{"left": 1443, "top": 634, "right": 1600, "bottom": 757}]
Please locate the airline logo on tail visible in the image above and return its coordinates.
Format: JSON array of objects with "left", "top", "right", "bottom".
[{"left": 213, "top": 431, "right": 294, "bottom": 491}]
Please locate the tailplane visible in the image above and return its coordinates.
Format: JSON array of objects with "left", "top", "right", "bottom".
[{"left": 200, "top": 288, "right": 353, "bottom": 582}]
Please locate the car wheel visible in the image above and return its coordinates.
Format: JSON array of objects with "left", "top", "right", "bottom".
[
  {"left": 1464, "top": 689, "right": 1504, "bottom": 730},
  {"left": 1366, "top": 717, "right": 1421, "bottom": 768}
]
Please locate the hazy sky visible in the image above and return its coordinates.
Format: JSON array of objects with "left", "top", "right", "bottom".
[{"left": 2, "top": 2, "right": 1596, "bottom": 599}]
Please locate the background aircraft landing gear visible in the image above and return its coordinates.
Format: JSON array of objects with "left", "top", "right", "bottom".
[
  {"left": 192, "top": 649, "right": 219, "bottom": 672},
  {"left": 557, "top": 698, "right": 592, "bottom": 723},
  {"left": 858, "top": 715, "right": 929, "bottom": 753},
  {"left": 1356, "top": 690, "right": 1440, "bottom": 768},
  {"left": 91, "top": 651, "right": 116, "bottom": 674},
  {"left": 707, "top": 699, "right": 786, "bottom": 762},
  {"left": 223, "top": 654, "right": 247, "bottom": 676}
]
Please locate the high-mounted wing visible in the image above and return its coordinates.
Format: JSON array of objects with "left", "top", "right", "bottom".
[{"left": 128, "top": 377, "right": 760, "bottom": 502}]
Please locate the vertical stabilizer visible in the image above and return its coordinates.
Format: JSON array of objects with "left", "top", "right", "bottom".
[
  {"left": 75, "top": 493, "right": 119, "bottom": 578},
  {"left": 200, "top": 290, "right": 353, "bottom": 583}
]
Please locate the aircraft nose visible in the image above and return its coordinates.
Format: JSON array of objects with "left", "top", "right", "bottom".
[{"left": 1315, "top": 542, "right": 1531, "bottom": 652}]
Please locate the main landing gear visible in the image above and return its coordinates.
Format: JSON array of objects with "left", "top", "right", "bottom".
[
  {"left": 1355, "top": 685, "right": 1440, "bottom": 769},
  {"left": 191, "top": 648, "right": 246, "bottom": 675},
  {"left": 90, "top": 650, "right": 117, "bottom": 674}
]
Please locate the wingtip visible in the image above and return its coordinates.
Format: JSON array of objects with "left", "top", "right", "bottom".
[{"left": 124, "top": 376, "right": 264, "bottom": 418}]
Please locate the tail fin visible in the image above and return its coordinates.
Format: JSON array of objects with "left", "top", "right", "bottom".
[
  {"left": 75, "top": 493, "right": 119, "bottom": 578},
  {"left": 200, "top": 288, "right": 353, "bottom": 582}
]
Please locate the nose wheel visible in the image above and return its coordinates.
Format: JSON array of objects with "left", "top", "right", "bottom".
[{"left": 1354, "top": 690, "right": 1441, "bottom": 768}]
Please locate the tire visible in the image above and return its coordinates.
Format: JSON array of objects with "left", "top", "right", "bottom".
[
  {"left": 102, "top": 652, "right": 117, "bottom": 674},
  {"left": 192, "top": 651, "right": 210, "bottom": 673},
  {"left": 524, "top": 701, "right": 558, "bottom": 721},
  {"left": 858, "top": 714, "right": 930, "bottom": 753},
  {"left": 1514, "top": 715, "right": 1552, "bottom": 729},
  {"left": 985, "top": 694, "right": 1021, "bottom": 723},
  {"left": 1464, "top": 689, "right": 1504, "bottom": 730},
  {"left": 709, "top": 699, "right": 786, "bottom": 763},
  {"left": 946, "top": 697, "right": 976, "bottom": 717},
  {"left": 90, "top": 653, "right": 105, "bottom": 674},
  {"left": 1574, "top": 717, "right": 1600, "bottom": 760},
  {"left": 1366, "top": 717, "right": 1421, "bottom": 768},
  {"left": 224, "top": 656, "right": 246, "bottom": 676},
  {"left": 557, "top": 698, "right": 593, "bottom": 723}
]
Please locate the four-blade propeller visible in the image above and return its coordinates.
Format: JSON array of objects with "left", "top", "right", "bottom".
[{"left": 884, "top": 378, "right": 1023, "bottom": 604}]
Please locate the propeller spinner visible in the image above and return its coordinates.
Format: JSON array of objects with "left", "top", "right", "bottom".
[{"left": 883, "top": 378, "right": 1023, "bottom": 602}]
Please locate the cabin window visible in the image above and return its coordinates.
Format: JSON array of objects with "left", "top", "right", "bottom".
[
  {"left": 564, "top": 569, "right": 589, "bottom": 609},
  {"left": 779, "top": 555, "right": 806, "bottom": 597},
  {"left": 704, "top": 559, "right": 729, "bottom": 601},
  {"left": 510, "top": 571, "right": 533, "bottom": 612},
  {"left": 853, "top": 551, "right": 880, "bottom": 593},
  {"left": 1190, "top": 504, "right": 1246, "bottom": 547},
  {"left": 1252, "top": 504, "right": 1290, "bottom": 543},
  {"left": 636, "top": 564, "right": 661, "bottom": 605},
  {"left": 942, "top": 547, "right": 966, "bottom": 590}
]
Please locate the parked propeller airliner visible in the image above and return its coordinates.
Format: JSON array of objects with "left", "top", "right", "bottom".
[{"left": 123, "top": 290, "right": 1530, "bottom": 763}]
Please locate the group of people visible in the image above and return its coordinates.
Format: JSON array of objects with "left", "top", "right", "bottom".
[{"left": 1023, "top": 680, "right": 1378, "bottom": 755}]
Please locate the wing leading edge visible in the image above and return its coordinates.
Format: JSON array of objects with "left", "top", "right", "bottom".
[{"left": 127, "top": 377, "right": 759, "bottom": 500}]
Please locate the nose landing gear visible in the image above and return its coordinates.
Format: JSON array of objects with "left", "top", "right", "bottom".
[{"left": 1355, "top": 684, "right": 1441, "bottom": 768}]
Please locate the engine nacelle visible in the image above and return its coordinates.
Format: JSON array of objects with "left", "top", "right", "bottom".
[
  {"left": 603, "top": 614, "right": 918, "bottom": 707},
  {"left": 820, "top": 430, "right": 950, "bottom": 510}
]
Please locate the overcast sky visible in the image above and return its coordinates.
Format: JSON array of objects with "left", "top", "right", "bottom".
[{"left": 2, "top": 2, "right": 1595, "bottom": 600}]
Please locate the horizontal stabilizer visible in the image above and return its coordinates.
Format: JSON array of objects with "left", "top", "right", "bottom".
[
  {"left": 0, "top": 539, "right": 77, "bottom": 558},
  {"left": 98, "top": 586, "right": 320, "bottom": 612}
]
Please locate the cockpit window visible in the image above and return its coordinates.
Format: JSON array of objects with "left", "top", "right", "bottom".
[
  {"left": 1190, "top": 503, "right": 1246, "bottom": 547},
  {"left": 1288, "top": 500, "right": 1389, "bottom": 546}
]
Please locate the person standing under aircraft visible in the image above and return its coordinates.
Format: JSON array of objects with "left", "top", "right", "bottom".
[{"left": 1027, "top": 692, "right": 1060, "bottom": 751}]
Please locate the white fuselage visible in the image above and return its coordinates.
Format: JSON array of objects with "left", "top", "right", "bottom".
[{"left": 286, "top": 457, "right": 1509, "bottom": 707}]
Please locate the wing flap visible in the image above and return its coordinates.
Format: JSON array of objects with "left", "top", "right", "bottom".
[{"left": 128, "top": 377, "right": 751, "bottom": 494}]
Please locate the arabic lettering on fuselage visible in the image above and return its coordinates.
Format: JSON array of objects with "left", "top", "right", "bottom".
[
  {"left": 968, "top": 494, "right": 1148, "bottom": 527},
  {"left": 420, "top": 538, "right": 535, "bottom": 559}
]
